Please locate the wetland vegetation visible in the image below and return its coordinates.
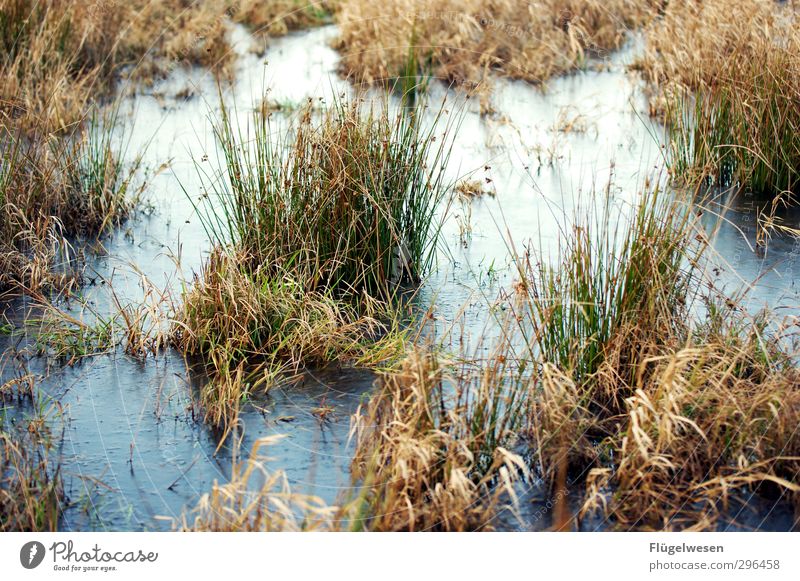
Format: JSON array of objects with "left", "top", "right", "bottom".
[{"left": 1, "top": 0, "right": 799, "bottom": 532}]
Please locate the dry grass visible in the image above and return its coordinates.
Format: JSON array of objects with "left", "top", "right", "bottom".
[
  {"left": 333, "top": 0, "right": 658, "bottom": 87},
  {"left": 231, "top": 0, "right": 332, "bottom": 37},
  {"left": 179, "top": 343, "right": 530, "bottom": 532},
  {"left": 637, "top": 0, "right": 797, "bottom": 97},
  {"left": 177, "top": 435, "right": 337, "bottom": 531},
  {"left": 0, "top": 376, "right": 62, "bottom": 531},
  {"left": 0, "top": 429, "right": 61, "bottom": 531},
  {"left": 345, "top": 345, "right": 528, "bottom": 531},
  {"left": 0, "top": 0, "right": 141, "bottom": 294},
  {"left": 1, "top": 0, "right": 330, "bottom": 297},
  {"left": 512, "top": 184, "right": 800, "bottom": 529},
  {"left": 174, "top": 248, "right": 408, "bottom": 436},
  {"left": 636, "top": 0, "right": 800, "bottom": 195},
  {"left": 176, "top": 91, "right": 456, "bottom": 437},
  {"left": 2, "top": 1, "right": 330, "bottom": 128},
  {"left": 582, "top": 313, "right": 800, "bottom": 530}
]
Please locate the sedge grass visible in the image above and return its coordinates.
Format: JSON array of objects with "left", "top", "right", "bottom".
[
  {"left": 513, "top": 183, "right": 800, "bottom": 529},
  {"left": 517, "top": 185, "right": 704, "bottom": 397},
  {"left": 663, "top": 57, "right": 800, "bottom": 196},
  {"left": 190, "top": 92, "right": 457, "bottom": 298},
  {"left": 636, "top": 0, "right": 800, "bottom": 196},
  {"left": 177, "top": 91, "right": 457, "bottom": 435}
]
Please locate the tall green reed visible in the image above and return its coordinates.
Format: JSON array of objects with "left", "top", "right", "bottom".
[
  {"left": 517, "top": 186, "right": 705, "bottom": 388},
  {"left": 188, "top": 91, "right": 458, "bottom": 299},
  {"left": 665, "top": 47, "right": 800, "bottom": 196}
]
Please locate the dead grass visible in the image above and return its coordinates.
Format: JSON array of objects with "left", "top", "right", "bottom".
[
  {"left": 0, "top": 429, "right": 61, "bottom": 531},
  {"left": 333, "top": 0, "right": 658, "bottom": 87},
  {"left": 175, "top": 91, "right": 456, "bottom": 438},
  {"left": 231, "top": 0, "right": 333, "bottom": 37},
  {"left": 177, "top": 435, "right": 337, "bottom": 531},
  {"left": 174, "top": 248, "right": 409, "bottom": 438},
  {"left": 581, "top": 307, "right": 800, "bottom": 530},
  {"left": 0, "top": 376, "right": 63, "bottom": 531},
  {"left": 636, "top": 0, "right": 797, "bottom": 98},
  {"left": 635, "top": 0, "right": 800, "bottom": 195},
  {"left": 179, "top": 343, "right": 530, "bottom": 532},
  {"left": 0, "top": 111, "right": 142, "bottom": 295},
  {"left": 1, "top": 0, "right": 330, "bottom": 297},
  {"left": 513, "top": 184, "right": 800, "bottom": 529},
  {"left": 344, "top": 344, "right": 528, "bottom": 531}
]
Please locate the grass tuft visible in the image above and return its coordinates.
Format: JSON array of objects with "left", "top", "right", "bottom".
[
  {"left": 345, "top": 344, "right": 529, "bottom": 531},
  {"left": 637, "top": 0, "right": 800, "bottom": 196}
]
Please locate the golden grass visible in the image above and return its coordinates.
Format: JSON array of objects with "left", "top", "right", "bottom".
[
  {"left": 333, "top": 0, "right": 658, "bottom": 87},
  {"left": 179, "top": 345, "right": 530, "bottom": 532},
  {"left": 514, "top": 186, "right": 800, "bottom": 529},
  {"left": 345, "top": 346, "right": 528, "bottom": 531},
  {"left": 635, "top": 0, "right": 800, "bottom": 194},
  {"left": 582, "top": 312, "right": 800, "bottom": 530},
  {"left": 2, "top": 1, "right": 331, "bottom": 129},
  {"left": 637, "top": 0, "right": 799, "bottom": 98},
  {"left": 0, "top": 376, "right": 62, "bottom": 532},
  {"left": 231, "top": 0, "right": 332, "bottom": 36},
  {"left": 0, "top": 430, "right": 61, "bottom": 531},
  {"left": 1, "top": 0, "right": 330, "bottom": 297},
  {"left": 177, "top": 435, "right": 337, "bottom": 531},
  {"left": 173, "top": 248, "right": 408, "bottom": 438}
]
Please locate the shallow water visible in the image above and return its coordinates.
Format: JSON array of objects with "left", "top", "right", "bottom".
[{"left": 1, "top": 25, "right": 798, "bottom": 531}]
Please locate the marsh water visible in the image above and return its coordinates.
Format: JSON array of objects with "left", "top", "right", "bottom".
[{"left": 2, "top": 25, "right": 799, "bottom": 531}]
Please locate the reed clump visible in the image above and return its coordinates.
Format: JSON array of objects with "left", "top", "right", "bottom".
[
  {"left": 520, "top": 188, "right": 701, "bottom": 395},
  {"left": 0, "top": 0, "right": 151, "bottom": 294},
  {"left": 636, "top": 0, "right": 800, "bottom": 195},
  {"left": 333, "top": 0, "right": 659, "bottom": 87},
  {"left": 191, "top": 95, "right": 454, "bottom": 296},
  {"left": 174, "top": 248, "right": 409, "bottom": 432},
  {"left": 515, "top": 186, "right": 705, "bottom": 493},
  {"left": 345, "top": 346, "right": 529, "bottom": 531},
  {"left": 175, "top": 94, "right": 454, "bottom": 432},
  {"left": 0, "top": 111, "right": 139, "bottom": 294},
  {"left": 516, "top": 185, "right": 800, "bottom": 529},
  {"left": 0, "top": 423, "right": 62, "bottom": 531}
]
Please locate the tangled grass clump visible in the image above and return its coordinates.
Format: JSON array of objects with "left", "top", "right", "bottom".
[
  {"left": 513, "top": 185, "right": 800, "bottom": 529},
  {"left": 333, "top": 0, "right": 659, "bottom": 87},
  {"left": 636, "top": 0, "right": 800, "bottom": 196}
]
